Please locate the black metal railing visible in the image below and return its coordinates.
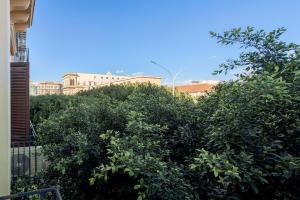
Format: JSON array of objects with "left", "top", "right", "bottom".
[
  {"left": 13, "top": 48, "right": 29, "bottom": 62},
  {"left": 11, "top": 142, "right": 47, "bottom": 182},
  {"left": 13, "top": 32, "right": 29, "bottom": 63},
  {"left": 0, "top": 187, "right": 62, "bottom": 200}
]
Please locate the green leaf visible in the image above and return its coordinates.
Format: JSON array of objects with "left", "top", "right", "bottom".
[
  {"left": 89, "top": 178, "right": 95, "bottom": 185},
  {"left": 128, "top": 171, "right": 134, "bottom": 177},
  {"left": 213, "top": 169, "right": 219, "bottom": 177},
  {"left": 134, "top": 185, "right": 141, "bottom": 190}
]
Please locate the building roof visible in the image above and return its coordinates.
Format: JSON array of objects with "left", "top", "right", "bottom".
[
  {"left": 39, "top": 81, "right": 62, "bottom": 85},
  {"left": 134, "top": 75, "right": 161, "bottom": 79},
  {"left": 175, "top": 83, "right": 215, "bottom": 93}
]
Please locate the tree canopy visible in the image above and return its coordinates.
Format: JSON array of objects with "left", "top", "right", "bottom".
[{"left": 210, "top": 27, "right": 300, "bottom": 82}]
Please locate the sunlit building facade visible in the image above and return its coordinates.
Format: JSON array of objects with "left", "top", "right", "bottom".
[
  {"left": 175, "top": 80, "right": 219, "bottom": 97},
  {"left": 62, "top": 72, "right": 161, "bottom": 95},
  {"left": 29, "top": 81, "right": 38, "bottom": 96},
  {"left": 0, "top": 0, "right": 35, "bottom": 195},
  {"left": 36, "top": 81, "right": 62, "bottom": 95}
]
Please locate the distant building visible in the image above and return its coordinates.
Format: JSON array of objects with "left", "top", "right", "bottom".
[
  {"left": 190, "top": 80, "right": 219, "bottom": 85},
  {"left": 30, "top": 81, "right": 39, "bottom": 96},
  {"left": 175, "top": 80, "right": 219, "bottom": 97},
  {"left": 62, "top": 72, "right": 161, "bottom": 95},
  {"left": 30, "top": 81, "right": 63, "bottom": 96}
]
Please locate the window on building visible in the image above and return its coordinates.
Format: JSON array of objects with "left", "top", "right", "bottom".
[{"left": 70, "top": 79, "right": 75, "bottom": 86}]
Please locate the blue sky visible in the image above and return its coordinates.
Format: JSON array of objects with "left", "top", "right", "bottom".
[{"left": 28, "top": 0, "right": 300, "bottom": 84}]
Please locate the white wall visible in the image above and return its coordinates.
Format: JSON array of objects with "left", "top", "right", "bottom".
[{"left": 0, "top": 0, "right": 11, "bottom": 195}]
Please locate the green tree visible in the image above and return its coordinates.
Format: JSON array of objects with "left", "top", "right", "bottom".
[
  {"left": 210, "top": 27, "right": 300, "bottom": 81},
  {"left": 193, "top": 75, "right": 300, "bottom": 199}
]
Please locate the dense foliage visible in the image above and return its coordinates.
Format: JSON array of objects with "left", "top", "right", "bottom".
[
  {"left": 210, "top": 27, "right": 300, "bottom": 82},
  {"left": 27, "top": 27, "right": 300, "bottom": 200}
]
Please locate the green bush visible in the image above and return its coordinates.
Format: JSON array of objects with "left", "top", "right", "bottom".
[{"left": 193, "top": 75, "right": 300, "bottom": 199}]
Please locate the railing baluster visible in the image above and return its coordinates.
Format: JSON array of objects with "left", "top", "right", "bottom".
[
  {"left": 17, "top": 143, "right": 20, "bottom": 176},
  {"left": 23, "top": 143, "right": 25, "bottom": 175},
  {"left": 12, "top": 143, "right": 15, "bottom": 179},
  {"left": 35, "top": 145, "right": 37, "bottom": 175},
  {"left": 29, "top": 142, "right": 31, "bottom": 177}
]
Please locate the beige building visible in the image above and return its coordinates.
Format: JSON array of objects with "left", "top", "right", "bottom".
[
  {"left": 62, "top": 72, "right": 161, "bottom": 95},
  {"left": 175, "top": 80, "right": 219, "bottom": 97},
  {"left": 36, "top": 81, "right": 63, "bottom": 95},
  {"left": 29, "top": 81, "right": 38, "bottom": 96},
  {"left": 0, "top": 0, "right": 35, "bottom": 195}
]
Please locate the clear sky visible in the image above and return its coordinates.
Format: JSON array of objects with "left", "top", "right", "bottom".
[{"left": 28, "top": 0, "right": 300, "bottom": 84}]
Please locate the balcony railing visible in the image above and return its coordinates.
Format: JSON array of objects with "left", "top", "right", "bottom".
[
  {"left": 11, "top": 141, "right": 47, "bottom": 183},
  {"left": 0, "top": 187, "right": 62, "bottom": 200},
  {"left": 13, "top": 48, "right": 29, "bottom": 62},
  {"left": 13, "top": 32, "right": 29, "bottom": 63}
]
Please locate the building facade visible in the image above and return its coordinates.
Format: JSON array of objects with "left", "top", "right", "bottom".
[
  {"left": 175, "top": 80, "right": 219, "bottom": 97},
  {"left": 62, "top": 72, "right": 161, "bottom": 95},
  {"left": 29, "top": 81, "right": 38, "bottom": 96},
  {"left": 0, "top": 0, "right": 35, "bottom": 195},
  {"left": 36, "top": 81, "right": 62, "bottom": 95}
]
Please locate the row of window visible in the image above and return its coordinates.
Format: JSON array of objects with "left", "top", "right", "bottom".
[
  {"left": 99, "top": 76, "right": 122, "bottom": 80},
  {"left": 67, "top": 77, "right": 127, "bottom": 86},
  {"left": 38, "top": 86, "right": 60, "bottom": 89}
]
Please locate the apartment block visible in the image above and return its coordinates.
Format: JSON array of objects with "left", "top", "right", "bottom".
[
  {"left": 37, "top": 81, "right": 62, "bottom": 95},
  {"left": 29, "top": 81, "right": 38, "bottom": 96},
  {"left": 30, "top": 81, "right": 62, "bottom": 96}
]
